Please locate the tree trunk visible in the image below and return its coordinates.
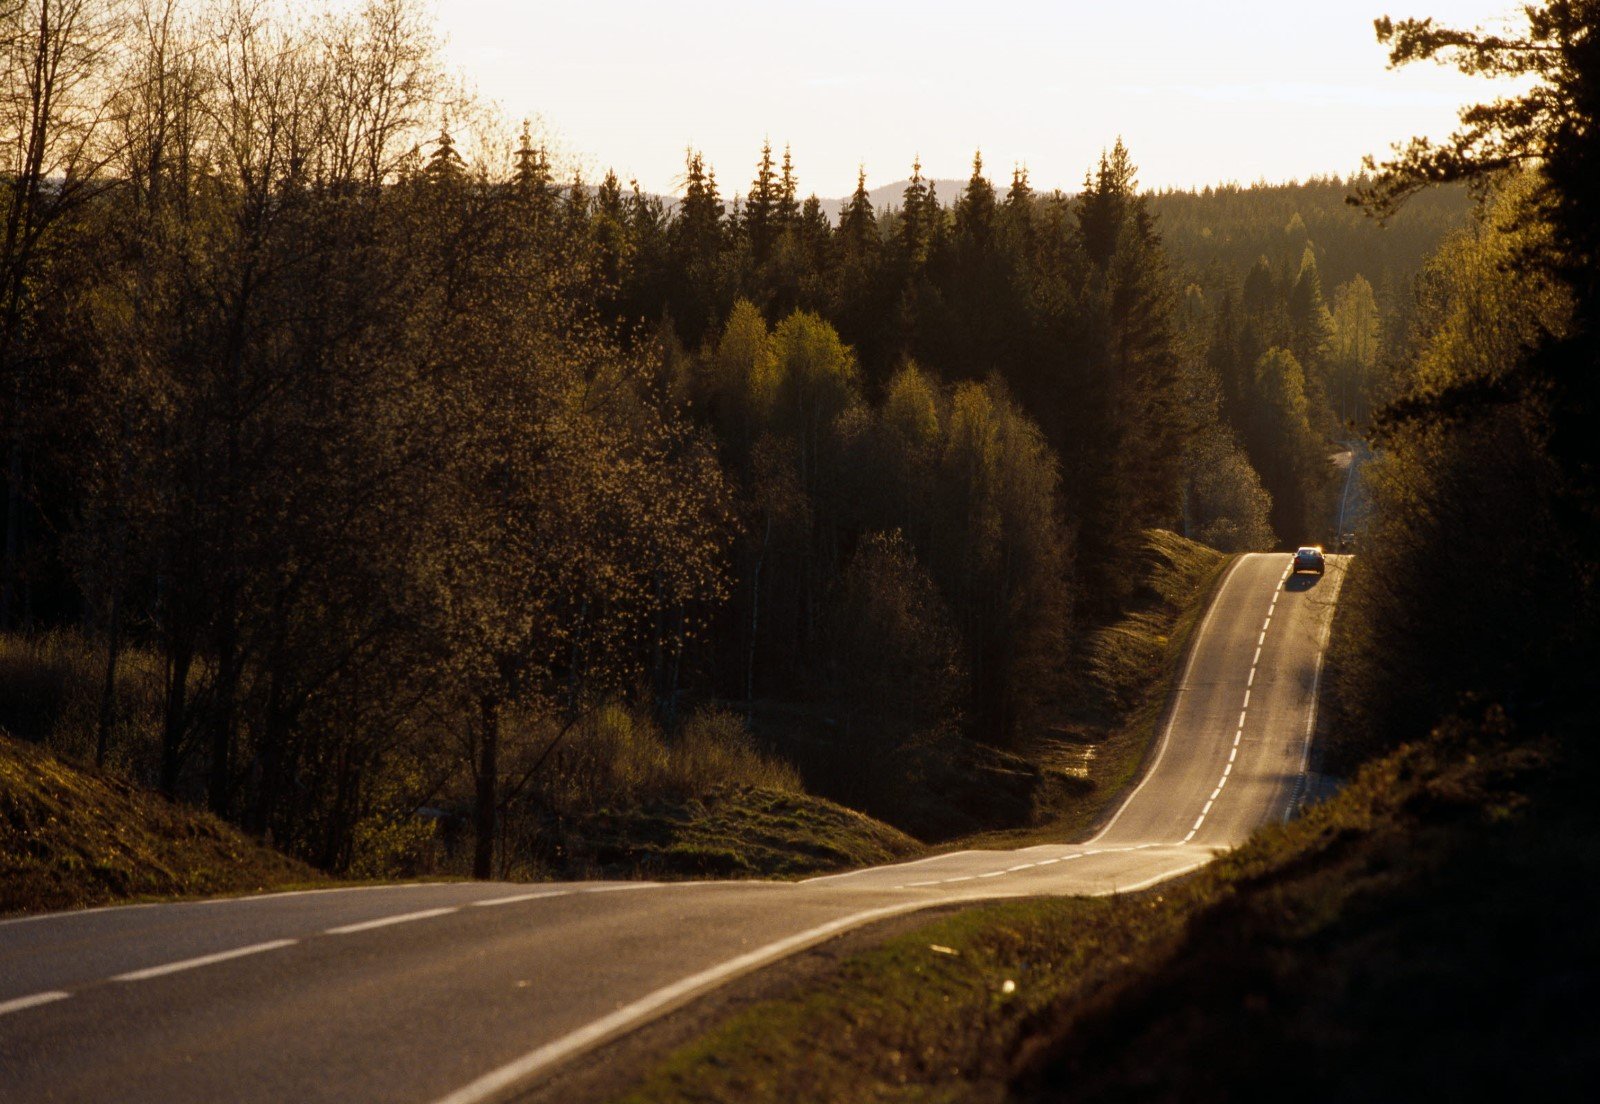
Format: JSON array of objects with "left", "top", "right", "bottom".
[
  {"left": 472, "top": 695, "right": 500, "bottom": 880},
  {"left": 209, "top": 632, "right": 239, "bottom": 818},
  {"left": 745, "top": 513, "right": 769, "bottom": 709},
  {"left": 95, "top": 590, "right": 122, "bottom": 768},
  {"left": 159, "top": 639, "right": 193, "bottom": 797},
  {"left": 1, "top": 438, "right": 22, "bottom": 630},
  {"left": 249, "top": 672, "right": 289, "bottom": 837}
]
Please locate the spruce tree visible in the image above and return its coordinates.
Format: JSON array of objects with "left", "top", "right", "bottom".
[
  {"left": 513, "top": 122, "right": 555, "bottom": 227},
  {"left": 778, "top": 144, "right": 801, "bottom": 229},
  {"left": 999, "top": 165, "right": 1035, "bottom": 256},
  {"left": 898, "top": 157, "right": 933, "bottom": 268},
  {"left": 513, "top": 122, "right": 549, "bottom": 193},
  {"left": 798, "top": 194, "right": 833, "bottom": 289},
  {"left": 745, "top": 140, "right": 780, "bottom": 265},
  {"left": 1006, "top": 164, "right": 1033, "bottom": 208},
  {"left": 668, "top": 150, "right": 727, "bottom": 343},
  {"left": 675, "top": 150, "right": 724, "bottom": 261},
  {"left": 563, "top": 169, "right": 589, "bottom": 239},
  {"left": 838, "top": 167, "right": 877, "bottom": 262},
  {"left": 1287, "top": 243, "right": 1335, "bottom": 371},
  {"left": 954, "top": 151, "right": 996, "bottom": 244},
  {"left": 1077, "top": 138, "right": 1137, "bottom": 267},
  {"left": 424, "top": 125, "right": 465, "bottom": 182}
]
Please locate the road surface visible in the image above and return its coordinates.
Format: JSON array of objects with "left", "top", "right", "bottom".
[{"left": 0, "top": 552, "right": 1344, "bottom": 1104}]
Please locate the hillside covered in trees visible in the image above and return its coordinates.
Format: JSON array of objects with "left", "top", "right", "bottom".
[{"left": 0, "top": 0, "right": 1469, "bottom": 880}]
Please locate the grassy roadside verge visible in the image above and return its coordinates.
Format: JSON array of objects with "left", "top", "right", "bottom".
[
  {"left": 957, "top": 531, "right": 1231, "bottom": 850},
  {"left": 0, "top": 734, "right": 323, "bottom": 916},
  {"left": 614, "top": 709, "right": 1593, "bottom": 1103}
]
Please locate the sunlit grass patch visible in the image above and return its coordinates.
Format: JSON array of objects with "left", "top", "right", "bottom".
[
  {"left": 0, "top": 733, "right": 318, "bottom": 916},
  {"left": 557, "top": 785, "right": 920, "bottom": 880}
]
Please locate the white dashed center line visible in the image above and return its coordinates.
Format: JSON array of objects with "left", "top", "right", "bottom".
[
  {"left": 1183, "top": 556, "right": 1295, "bottom": 844},
  {"left": 112, "top": 939, "right": 299, "bottom": 982},
  {"left": 0, "top": 991, "right": 70, "bottom": 1017},
  {"left": 471, "top": 891, "right": 571, "bottom": 908},
  {"left": 327, "top": 907, "right": 458, "bottom": 935}
]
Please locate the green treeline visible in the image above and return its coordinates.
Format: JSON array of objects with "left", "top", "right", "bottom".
[
  {"left": 0, "top": 0, "right": 1458, "bottom": 875},
  {"left": 1326, "top": 1, "right": 1600, "bottom": 766}
]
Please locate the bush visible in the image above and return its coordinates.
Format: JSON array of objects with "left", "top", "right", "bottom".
[
  {"left": 665, "top": 708, "right": 802, "bottom": 795},
  {"left": 521, "top": 701, "right": 799, "bottom": 817}
]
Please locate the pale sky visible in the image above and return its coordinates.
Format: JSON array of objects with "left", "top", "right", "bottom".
[{"left": 433, "top": 0, "right": 1528, "bottom": 199}]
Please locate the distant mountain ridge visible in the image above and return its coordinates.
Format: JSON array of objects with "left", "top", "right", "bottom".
[{"left": 812, "top": 179, "right": 968, "bottom": 221}]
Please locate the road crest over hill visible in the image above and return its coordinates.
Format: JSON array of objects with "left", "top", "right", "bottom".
[{"left": 0, "top": 552, "right": 1345, "bottom": 1104}]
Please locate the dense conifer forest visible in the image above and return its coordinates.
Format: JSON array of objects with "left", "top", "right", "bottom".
[{"left": 0, "top": 0, "right": 1478, "bottom": 877}]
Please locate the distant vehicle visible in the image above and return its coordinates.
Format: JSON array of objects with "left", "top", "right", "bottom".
[{"left": 1292, "top": 546, "right": 1325, "bottom": 575}]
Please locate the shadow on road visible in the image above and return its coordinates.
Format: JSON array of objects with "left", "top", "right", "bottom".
[{"left": 1285, "top": 574, "right": 1322, "bottom": 593}]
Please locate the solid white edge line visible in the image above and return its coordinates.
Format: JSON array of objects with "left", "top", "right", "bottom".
[
  {"left": 1087, "top": 553, "right": 1248, "bottom": 844},
  {"left": 112, "top": 939, "right": 298, "bottom": 982},
  {"left": 424, "top": 899, "right": 953, "bottom": 1104},
  {"left": 326, "top": 907, "right": 457, "bottom": 935},
  {"left": 0, "top": 902, "right": 159, "bottom": 928},
  {"left": 430, "top": 846, "right": 1219, "bottom": 1104},
  {"left": 0, "top": 991, "right": 71, "bottom": 1016}
]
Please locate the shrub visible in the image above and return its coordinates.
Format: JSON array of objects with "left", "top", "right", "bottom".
[{"left": 666, "top": 707, "right": 802, "bottom": 795}]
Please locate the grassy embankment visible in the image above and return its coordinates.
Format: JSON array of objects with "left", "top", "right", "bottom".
[
  {"left": 563, "top": 529, "right": 1229, "bottom": 870},
  {"left": 616, "top": 706, "right": 1596, "bottom": 1103},
  {"left": 0, "top": 734, "right": 320, "bottom": 916},
  {"left": 957, "top": 528, "right": 1228, "bottom": 848}
]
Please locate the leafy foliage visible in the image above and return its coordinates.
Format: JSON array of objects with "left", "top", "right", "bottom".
[{"left": 0, "top": 1, "right": 1467, "bottom": 879}]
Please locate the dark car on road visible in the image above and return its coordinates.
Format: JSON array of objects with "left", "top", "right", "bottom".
[{"left": 1292, "top": 546, "right": 1325, "bottom": 575}]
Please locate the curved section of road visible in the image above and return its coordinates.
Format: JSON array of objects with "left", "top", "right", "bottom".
[{"left": 0, "top": 553, "right": 1345, "bottom": 1104}]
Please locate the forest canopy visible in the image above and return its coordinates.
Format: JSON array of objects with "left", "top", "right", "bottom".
[{"left": 0, "top": 0, "right": 1469, "bottom": 877}]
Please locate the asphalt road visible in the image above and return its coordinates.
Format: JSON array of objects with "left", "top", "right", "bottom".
[{"left": 0, "top": 552, "right": 1345, "bottom": 1104}]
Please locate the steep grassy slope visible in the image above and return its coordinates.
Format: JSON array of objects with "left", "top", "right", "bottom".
[
  {"left": 1, "top": 734, "right": 318, "bottom": 915},
  {"left": 960, "top": 529, "right": 1228, "bottom": 849},
  {"left": 614, "top": 710, "right": 1597, "bottom": 1103},
  {"left": 1010, "top": 710, "right": 1598, "bottom": 1103}
]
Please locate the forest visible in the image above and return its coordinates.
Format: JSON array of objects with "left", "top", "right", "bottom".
[{"left": 0, "top": 0, "right": 1470, "bottom": 878}]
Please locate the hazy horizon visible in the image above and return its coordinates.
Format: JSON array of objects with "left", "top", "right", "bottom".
[{"left": 436, "top": 0, "right": 1528, "bottom": 199}]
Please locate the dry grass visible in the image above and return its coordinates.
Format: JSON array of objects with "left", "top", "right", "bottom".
[
  {"left": 523, "top": 703, "right": 801, "bottom": 818},
  {"left": 552, "top": 786, "right": 920, "bottom": 880},
  {"left": 452, "top": 704, "right": 877, "bottom": 882},
  {"left": 0, "top": 630, "right": 167, "bottom": 783},
  {"left": 0, "top": 733, "right": 319, "bottom": 916},
  {"left": 616, "top": 710, "right": 1592, "bottom": 1104}
]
